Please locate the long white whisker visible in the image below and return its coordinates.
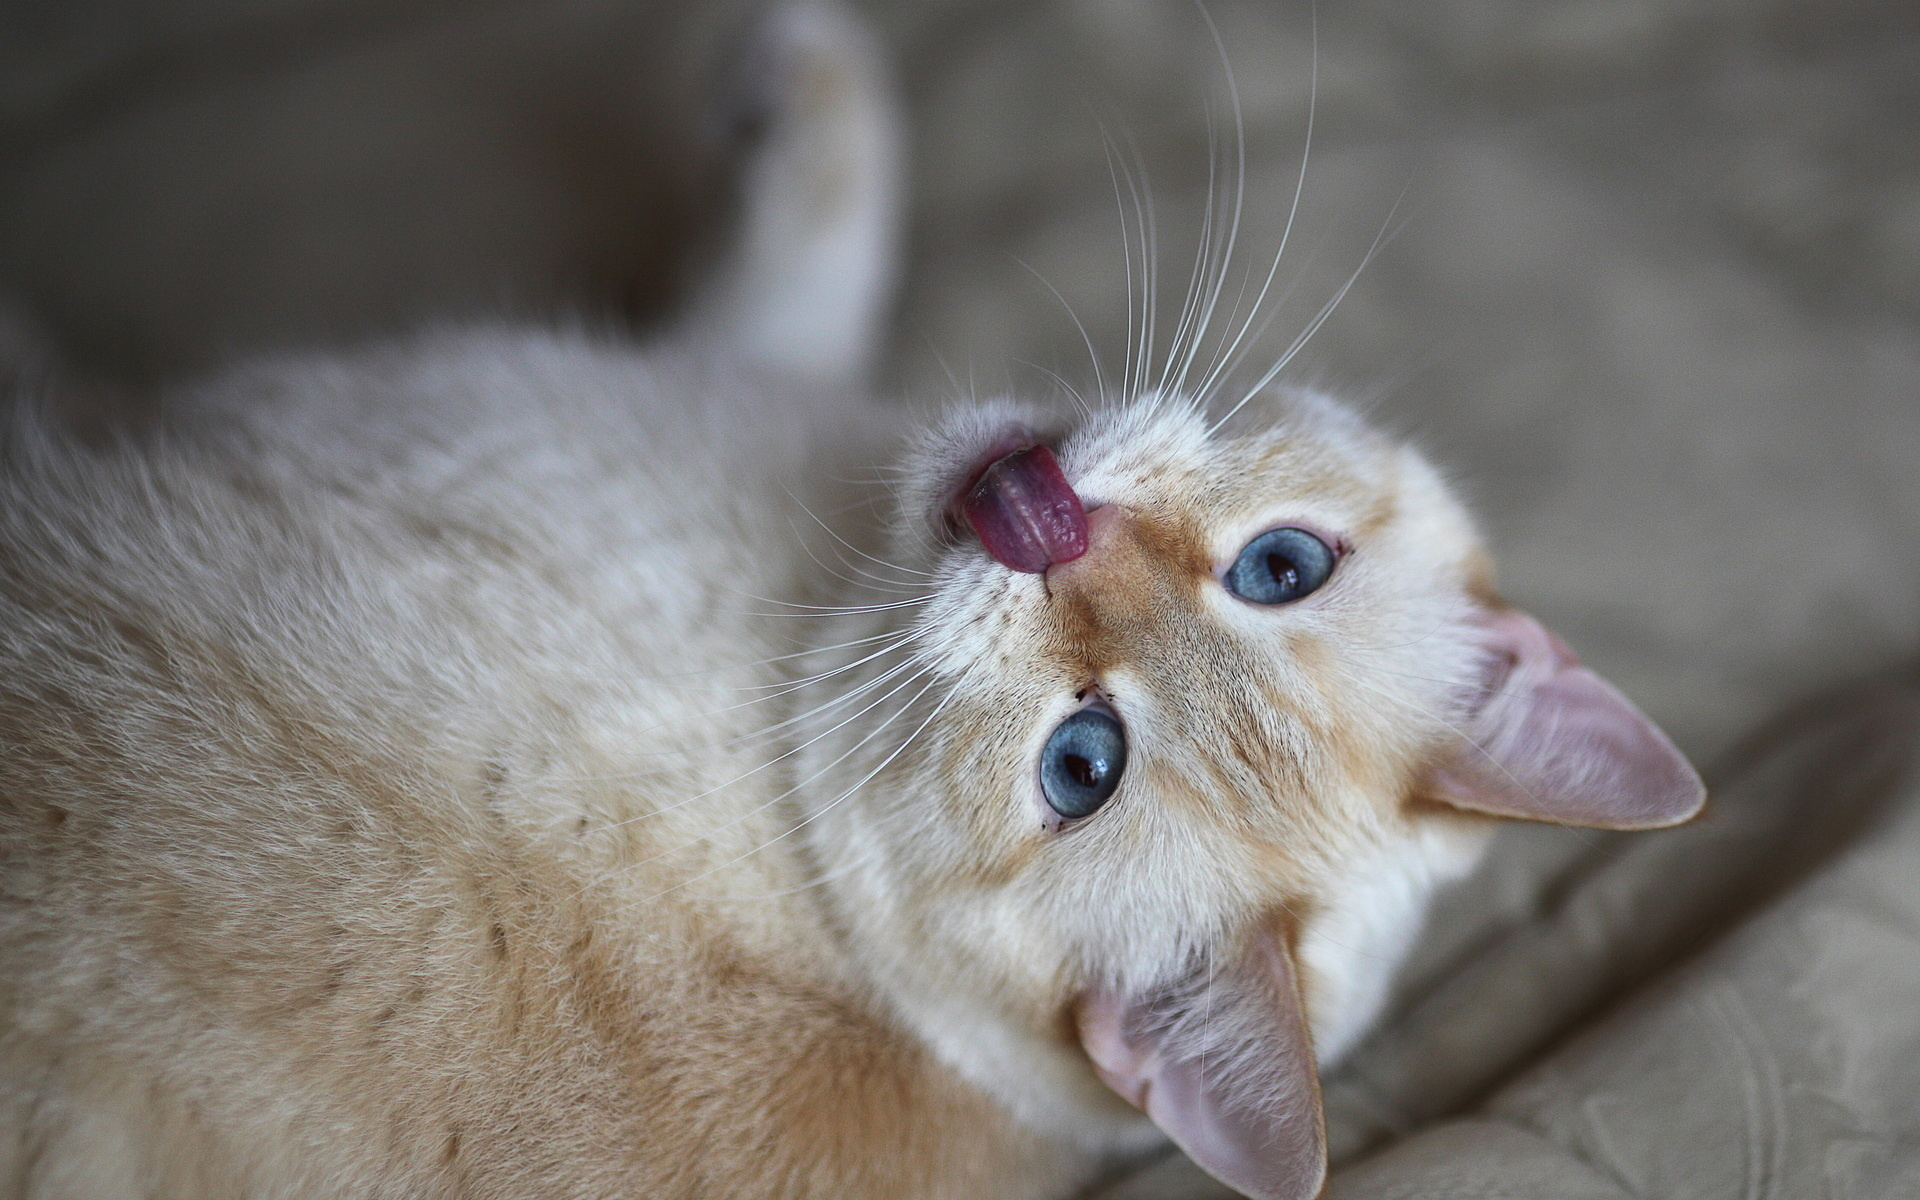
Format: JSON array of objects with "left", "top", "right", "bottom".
[
  {"left": 1193, "top": 1, "right": 1318, "bottom": 410},
  {"left": 1097, "top": 121, "right": 1140, "bottom": 404},
  {"left": 1117, "top": 122, "right": 1163, "bottom": 401},
  {"left": 1211, "top": 178, "right": 1410, "bottom": 433},
  {"left": 784, "top": 487, "right": 937, "bottom": 583},
  {"left": 726, "top": 590, "right": 934, "bottom": 617},
  {"left": 542, "top": 632, "right": 932, "bottom": 782},
  {"left": 632, "top": 673, "right": 957, "bottom": 903},
  {"left": 788, "top": 521, "right": 922, "bottom": 596},
  {"left": 1191, "top": 229, "right": 1331, "bottom": 408},
  {"left": 691, "top": 638, "right": 934, "bottom": 749},
  {"left": 587, "top": 656, "right": 937, "bottom": 834},
  {"left": 1102, "top": 117, "right": 1161, "bottom": 401},
  {"left": 1013, "top": 359, "right": 1096, "bottom": 418},
  {"left": 1169, "top": 1, "right": 1252, "bottom": 400},
  {"left": 1009, "top": 256, "right": 1110, "bottom": 405},
  {"left": 507, "top": 627, "right": 901, "bottom": 689},
  {"left": 1161, "top": 96, "right": 1224, "bottom": 401}
]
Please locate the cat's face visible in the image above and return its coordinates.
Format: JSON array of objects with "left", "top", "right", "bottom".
[
  {"left": 800, "top": 392, "right": 1701, "bottom": 1200},
  {"left": 882, "top": 392, "right": 1488, "bottom": 1007}
]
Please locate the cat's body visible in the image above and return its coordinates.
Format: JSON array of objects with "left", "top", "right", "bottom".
[
  {"left": 0, "top": 6, "right": 1702, "bottom": 1199},
  {"left": 0, "top": 330, "right": 1081, "bottom": 1197}
]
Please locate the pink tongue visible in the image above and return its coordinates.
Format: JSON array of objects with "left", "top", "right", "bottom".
[{"left": 961, "top": 444, "right": 1089, "bottom": 573}]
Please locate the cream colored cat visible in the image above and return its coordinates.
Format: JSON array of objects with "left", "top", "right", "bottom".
[{"left": 0, "top": 5, "right": 1701, "bottom": 1199}]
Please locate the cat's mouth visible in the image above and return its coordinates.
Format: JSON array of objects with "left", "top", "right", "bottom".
[{"left": 945, "top": 429, "right": 1089, "bottom": 573}]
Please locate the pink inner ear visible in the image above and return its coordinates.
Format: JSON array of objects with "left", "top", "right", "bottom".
[
  {"left": 1430, "top": 608, "right": 1706, "bottom": 829},
  {"left": 1077, "top": 933, "right": 1325, "bottom": 1200}
]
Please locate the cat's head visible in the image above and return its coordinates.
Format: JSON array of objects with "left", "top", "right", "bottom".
[{"left": 798, "top": 390, "right": 1702, "bottom": 1200}]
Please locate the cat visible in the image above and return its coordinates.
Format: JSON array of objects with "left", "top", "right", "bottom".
[{"left": 0, "top": 4, "right": 1703, "bottom": 1199}]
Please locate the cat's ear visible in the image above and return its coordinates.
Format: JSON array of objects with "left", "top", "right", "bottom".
[
  {"left": 1428, "top": 607, "right": 1705, "bottom": 829},
  {"left": 1077, "top": 931, "right": 1325, "bottom": 1200}
]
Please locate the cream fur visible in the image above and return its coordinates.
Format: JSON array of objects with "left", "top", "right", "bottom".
[{"left": 0, "top": 5, "right": 1524, "bottom": 1197}]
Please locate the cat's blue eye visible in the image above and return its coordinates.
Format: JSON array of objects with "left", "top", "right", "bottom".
[
  {"left": 1039, "top": 708, "right": 1126, "bottom": 821},
  {"left": 1224, "top": 527, "right": 1336, "bottom": 605}
]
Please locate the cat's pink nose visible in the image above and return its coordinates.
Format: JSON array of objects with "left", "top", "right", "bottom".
[{"left": 959, "top": 443, "right": 1089, "bottom": 573}]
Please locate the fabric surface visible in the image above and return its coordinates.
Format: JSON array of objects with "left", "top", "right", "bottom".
[
  {"left": 1328, "top": 672, "right": 1920, "bottom": 1197},
  {"left": 3, "top": 0, "right": 1918, "bottom": 1196}
]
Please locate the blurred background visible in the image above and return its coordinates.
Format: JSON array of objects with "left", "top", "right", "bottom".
[
  {"left": 5, "top": 0, "right": 1918, "bottom": 763},
  {"left": 4, "top": 0, "right": 1919, "bottom": 1192}
]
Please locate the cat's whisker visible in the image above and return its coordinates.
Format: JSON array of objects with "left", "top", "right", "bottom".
[
  {"left": 794, "top": 547, "right": 913, "bottom": 596},
  {"left": 789, "top": 523, "right": 926, "bottom": 596},
  {"left": 633, "top": 671, "right": 963, "bottom": 906},
  {"left": 1212, "top": 181, "right": 1412, "bottom": 432},
  {"left": 715, "top": 629, "right": 909, "bottom": 672},
  {"left": 830, "top": 468, "right": 917, "bottom": 486},
  {"left": 540, "top": 632, "right": 931, "bottom": 776},
  {"left": 686, "top": 625, "right": 924, "bottom": 703},
  {"left": 785, "top": 489, "right": 939, "bottom": 585},
  {"left": 1160, "top": 97, "right": 1227, "bottom": 403},
  {"left": 580, "top": 654, "right": 937, "bottom": 835},
  {"left": 1165, "top": 2, "right": 1251, "bottom": 402},
  {"left": 644, "top": 651, "right": 991, "bottom": 904},
  {"left": 1097, "top": 121, "right": 1139, "bottom": 407},
  {"left": 728, "top": 646, "right": 937, "bottom": 744},
  {"left": 662, "top": 633, "right": 936, "bottom": 747},
  {"left": 607, "top": 673, "right": 944, "bottom": 901},
  {"left": 1009, "top": 256, "right": 1110, "bottom": 408},
  {"left": 1104, "top": 119, "right": 1162, "bottom": 403},
  {"left": 647, "top": 627, "right": 928, "bottom": 704},
  {"left": 725, "top": 589, "right": 935, "bottom": 617},
  {"left": 1128, "top": 125, "right": 1164, "bottom": 405},
  {"left": 566, "top": 666, "right": 942, "bottom": 900},
  {"left": 1013, "top": 358, "right": 1096, "bottom": 420},
  {"left": 811, "top": 491, "right": 909, "bottom": 520},
  {"left": 625, "top": 630, "right": 902, "bottom": 681},
  {"left": 1191, "top": 231, "right": 1329, "bottom": 412},
  {"left": 1198, "top": 2, "right": 1315, "bottom": 405}
]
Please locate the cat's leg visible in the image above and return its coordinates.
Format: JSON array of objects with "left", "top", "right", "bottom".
[{"left": 687, "top": 0, "right": 903, "bottom": 387}]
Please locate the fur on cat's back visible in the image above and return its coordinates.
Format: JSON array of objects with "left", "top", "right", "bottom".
[
  {"left": 0, "top": 7, "right": 1075, "bottom": 1197},
  {"left": 0, "top": 332, "right": 1069, "bottom": 1197}
]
